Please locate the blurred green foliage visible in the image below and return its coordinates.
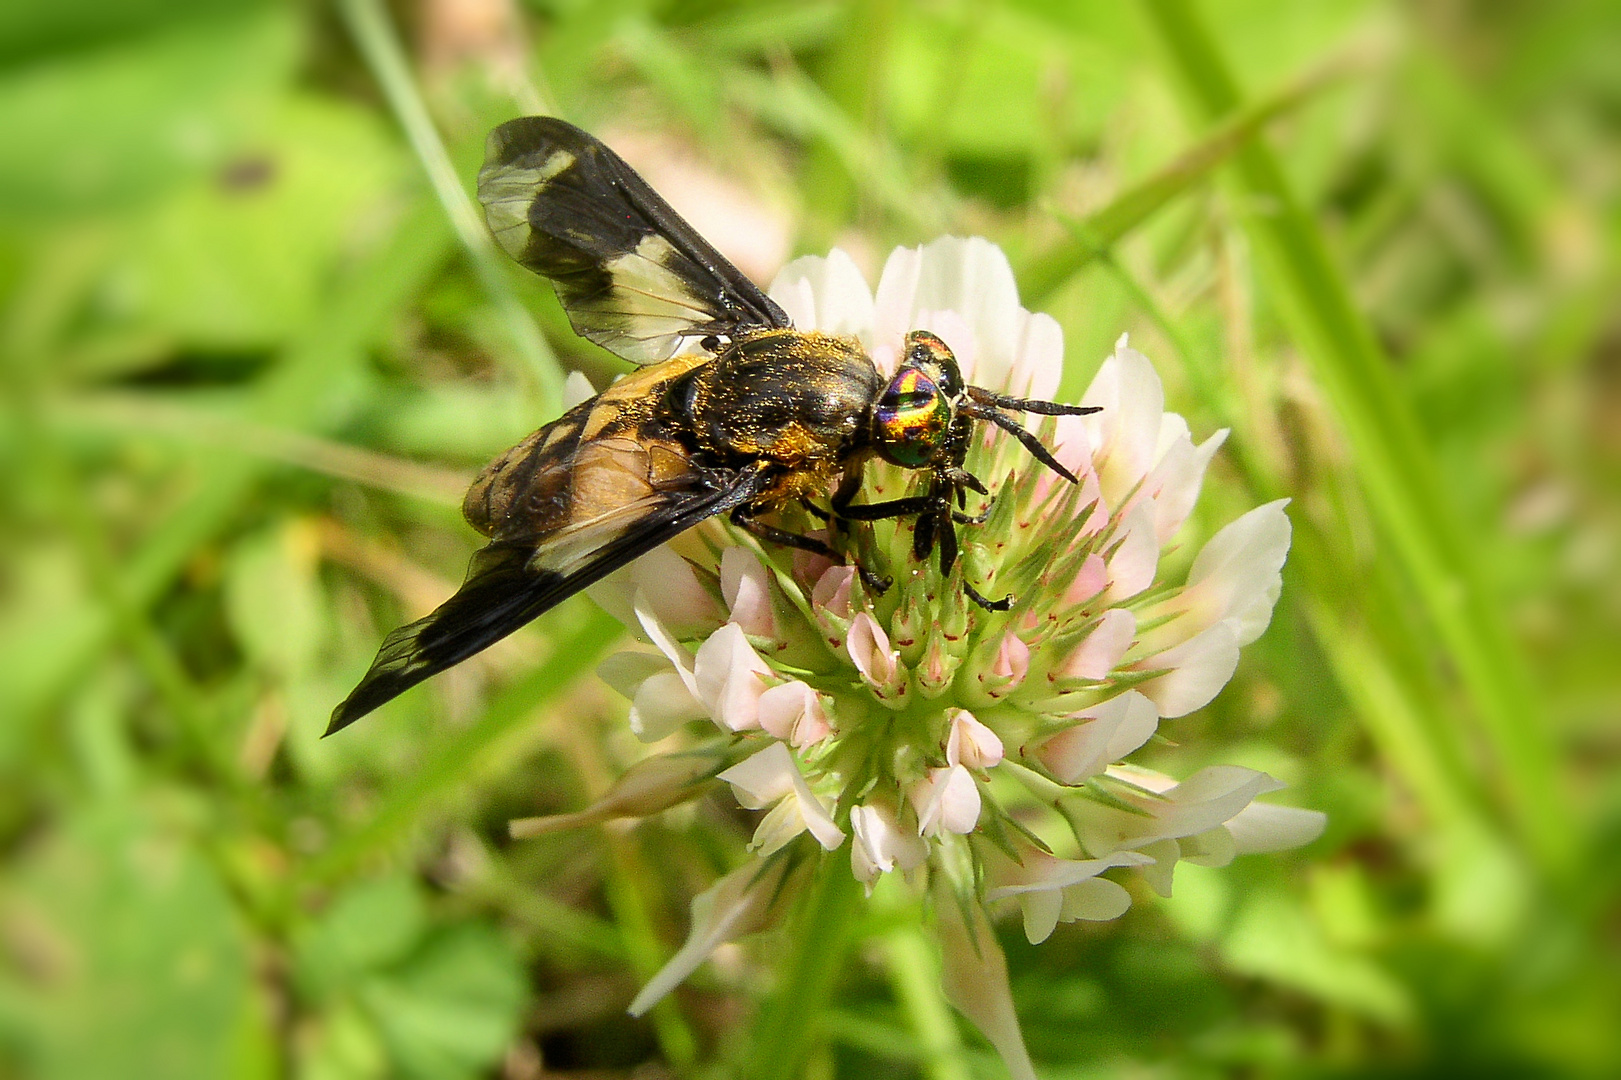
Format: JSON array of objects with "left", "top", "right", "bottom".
[{"left": 1, "top": 0, "right": 1617, "bottom": 1077}]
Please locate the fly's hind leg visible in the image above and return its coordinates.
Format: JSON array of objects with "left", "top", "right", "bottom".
[{"left": 730, "top": 506, "right": 891, "bottom": 595}]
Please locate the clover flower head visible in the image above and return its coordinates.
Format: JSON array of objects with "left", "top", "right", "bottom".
[{"left": 524, "top": 237, "right": 1324, "bottom": 1078}]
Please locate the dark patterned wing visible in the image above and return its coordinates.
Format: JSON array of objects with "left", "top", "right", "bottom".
[
  {"left": 323, "top": 467, "right": 764, "bottom": 735},
  {"left": 478, "top": 116, "right": 791, "bottom": 364},
  {"left": 326, "top": 357, "right": 767, "bottom": 735}
]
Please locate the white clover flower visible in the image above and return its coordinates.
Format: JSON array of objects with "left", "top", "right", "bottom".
[{"left": 516, "top": 237, "right": 1324, "bottom": 1078}]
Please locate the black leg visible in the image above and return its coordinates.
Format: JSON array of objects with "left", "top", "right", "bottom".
[
  {"left": 837, "top": 495, "right": 937, "bottom": 522},
  {"left": 964, "top": 581, "right": 1014, "bottom": 611},
  {"left": 965, "top": 386, "right": 1102, "bottom": 417},
  {"left": 731, "top": 507, "right": 840, "bottom": 560},
  {"left": 961, "top": 402, "right": 1079, "bottom": 484}
]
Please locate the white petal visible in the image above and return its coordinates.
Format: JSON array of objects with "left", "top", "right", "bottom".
[
  {"left": 1008, "top": 310, "right": 1063, "bottom": 402},
  {"left": 1226, "top": 802, "right": 1327, "bottom": 853},
  {"left": 1038, "top": 690, "right": 1159, "bottom": 784},
  {"left": 1020, "top": 888, "right": 1063, "bottom": 944},
  {"left": 1084, "top": 336, "right": 1166, "bottom": 508},
  {"left": 720, "top": 547, "right": 777, "bottom": 638},
  {"left": 1157, "top": 765, "right": 1285, "bottom": 838},
  {"left": 1059, "top": 877, "right": 1132, "bottom": 921},
  {"left": 1059, "top": 608, "right": 1136, "bottom": 680},
  {"left": 629, "top": 856, "right": 795, "bottom": 1016},
  {"left": 945, "top": 709, "right": 1004, "bottom": 769},
  {"left": 1149, "top": 426, "right": 1228, "bottom": 544},
  {"left": 718, "top": 742, "right": 844, "bottom": 852},
  {"left": 717, "top": 741, "right": 797, "bottom": 809},
  {"left": 1136, "top": 620, "right": 1241, "bottom": 718},
  {"left": 768, "top": 248, "right": 875, "bottom": 339},
  {"left": 630, "top": 670, "right": 709, "bottom": 741},
  {"left": 936, "top": 888, "right": 1037, "bottom": 1080},
  {"left": 911, "top": 765, "right": 981, "bottom": 836},
  {"left": 873, "top": 237, "right": 1023, "bottom": 390},
  {"left": 634, "top": 591, "right": 700, "bottom": 698},
  {"left": 693, "top": 623, "right": 772, "bottom": 731},
  {"left": 850, "top": 802, "right": 927, "bottom": 883},
  {"left": 1136, "top": 837, "right": 1182, "bottom": 897},
  {"left": 1179, "top": 825, "right": 1238, "bottom": 868},
  {"left": 597, "top": 651, "right": 671, "bottom": 699},
  {"left": 593, "top": 547, "right": 722, "bottom": 638}
]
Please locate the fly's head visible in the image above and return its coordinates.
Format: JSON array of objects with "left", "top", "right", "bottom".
[{"left": 870, "top": 330, "right": 965, "bottom": 470}]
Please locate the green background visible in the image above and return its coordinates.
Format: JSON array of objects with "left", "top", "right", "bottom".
[{"left": 1, "top": 0, "right": 1617, "bottom": 1076}]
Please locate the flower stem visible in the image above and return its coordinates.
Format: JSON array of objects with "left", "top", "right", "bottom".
[
  {"left": 746, "top": 859, "right": 862, "bottom": 1080},
  {"left": 883, "top": 921, "right": 971, "bottom": 1080}
]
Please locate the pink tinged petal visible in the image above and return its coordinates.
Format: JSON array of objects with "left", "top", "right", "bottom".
[
  {"left": 1084, "top": 336, "right": 1166, "bottom": 508},
  {"left": 693, "top": 623, "right": 773, "bottom": 731},
  {"left": 847, "top": 612, "right": 898, "bottom": 686},
  {"left": 935, "top": 887, "right": 1037, "bottom": 1080},
  {"left": 1059, "top": 608, "right": 1137, "bottom": 680},
  {"left": 792, "top": 530, "right": 835, "bottom": 587},
  {"left": 720, "top": 546, "right": 778, "bottom": 638},
  {"left": 629, "top": 855, "right": 796, "bottom": 1016},
  {"left": 1104, "top": 503, "right": 1159, "bottom": 602},
  {"left": 989, "top": 631, "right": 1029, "bottom": 691},
  {"left": 850, "top": 802, "right": 928, "bottom": 884},
  {"left": 910, "top": 765, "right": 982, "bottom": 836},
  {"left": 1225, "top": 802, "right": 1327, "bottom": 854},
  {"left": 510, "top": 750, "right": 723, "bottom": 837},
  {"left": 1037, "top": 690, "right": 1159, "bottom": 784},
  {"left": 767, "top": 247, "right": 875, "bottom": 339},
  {"left": 1136, "top": 620, "right": 1241, "bottom": 718},
  {"left": 717, "top": 742, "right": 844, "bottom": 853},
  {"left": 811, "top": 563, "right": 855, "bottom": 620},
  {"left": 1165, "top": 498, "right": 1292, "bottom": 648},
  {"left": 757, "top": 680, "right": 833, "bottom": 746},
  {"left": 1064, "top": 552, "right": 1108, "bottom": 606},
  {"left": 592, "top": 547, "right": 723, "bottom": 638},
  {"left": 945, "top": 708, "right": 1004, "bottom": 769}
]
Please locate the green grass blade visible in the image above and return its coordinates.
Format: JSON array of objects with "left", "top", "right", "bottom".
[
  {"left": 1142, "top": 0, "right": 1573, "bottom": 875},
  {"left": 339, "top": 0, "right": 563, "bottom": 416}
]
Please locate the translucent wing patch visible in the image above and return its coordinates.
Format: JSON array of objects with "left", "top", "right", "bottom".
[{"left": 478, "top": 116, "right": 791, "bottom": 364}]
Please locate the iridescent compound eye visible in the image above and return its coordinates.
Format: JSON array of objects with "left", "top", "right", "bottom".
[{"left": 873, "top": 366, "right": 951, "bottom": 468}]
